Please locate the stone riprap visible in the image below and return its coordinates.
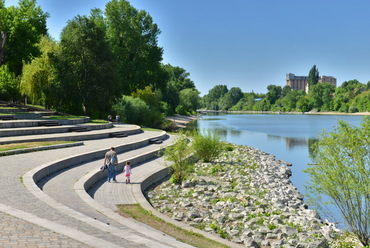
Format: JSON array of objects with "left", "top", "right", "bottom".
[{"left": 147, "top": 144, "right": 340, "bottom": 248}]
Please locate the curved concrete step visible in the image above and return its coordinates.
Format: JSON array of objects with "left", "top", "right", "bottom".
[
  {"left": 0, "top": 124, "right": 140, "bottom": 145},
  {"left": 0, "top": 117, "right": 90, "bottom": 128},
  {"left": 0, "top": 122, "right": 112, "bottom": 137}
]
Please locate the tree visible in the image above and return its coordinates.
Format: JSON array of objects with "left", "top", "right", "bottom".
[
  {"left": 161, "top": 64, "right": 195, "bottom": 113},
  {"left": 20, "top": 36, "right": 58, "bottom": 108},
  {"left": 0, "top": 0, "right": 49, "bottom": 76},
  {"left": 305, "top": 118, "right": 370, "bottom": 246},
  {"left": 265, "top": 84, "right": 282, "bottom": 105},
  {"left": 228, "top": 87, "right": 244, "bottom": 106},
  {"left": 162, "top": 64, "right": 195, "bottom": 90},
  {"left": 308, "top": 83, "right": 335, "bottom": 111},
  {"left": 178, "top": 88, "right": 200, "bottom": 114},
  {"left": 53, "top": 14, "right": 119, "bottom": 117},
  {"left": 0, "top": 64, "right": 18, "bottom": 100},
  {"left": 105, "top": 0, "right": 164, "bottom": 94},
  {"left": 308, "top": 65, "right": 319, "bottom": 90},
  {"left": 203, "top": 85, "right": 228, "bottom": 110}
]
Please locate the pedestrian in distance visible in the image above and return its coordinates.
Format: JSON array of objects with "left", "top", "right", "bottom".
[
  {"left": 123, "top": 161, "right": 132, "bottom": 184},
  {"left": 104, "top": 147, "right": 118, "bottom": 182}
]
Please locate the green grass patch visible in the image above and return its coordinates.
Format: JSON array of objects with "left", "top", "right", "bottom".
[
  {"left": 117, "top": 204, "right": 230, "bottom": 248},
  {"left": 45, "top": 115, "right": 87, "bottom": 120},
  {"left": 0, "top": 141, "right": 76, "bottom": 152},
  {"left": 141, "top": 127, "right": 163, "bottom": 132},
  {"left": 88, "top": 119, "right": 109, "bottom": 124}
]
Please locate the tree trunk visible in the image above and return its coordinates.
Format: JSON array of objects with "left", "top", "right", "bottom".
[{"left": 0, "top": 31, "right": 6, "bottom": 65}]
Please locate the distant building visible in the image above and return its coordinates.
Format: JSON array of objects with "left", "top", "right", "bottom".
[{"left": 286, "top": 73, "right": 336, "bottom": 92}]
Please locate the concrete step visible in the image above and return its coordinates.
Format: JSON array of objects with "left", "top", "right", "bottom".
[
  {"left": 0, "top": 124, "right": 140, "bottom": 145},
  {"left": 38, "top": 121, "right": 60, "bottom": 127},
  {"left": 0, "top": 123, "right": 110, "bottom": 137},
  {"left": 0, "top": 116, "right": 16, "bottom": 121}
]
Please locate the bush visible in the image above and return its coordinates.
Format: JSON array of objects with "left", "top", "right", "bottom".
[
  {"left": 191, "top": 130, "right": 225, "bottom": 162},
  {"left": 113, "top": 95, "right": 164, "bottom": 127},
  {"left": 163, "top": 135, "right": 193, "bottom": 184}
]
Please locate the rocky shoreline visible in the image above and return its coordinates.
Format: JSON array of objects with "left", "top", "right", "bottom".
[{"left": 147, "top": 144, "right": 340, "bottom": 248}]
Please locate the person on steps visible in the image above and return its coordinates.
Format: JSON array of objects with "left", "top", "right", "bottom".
[
  {"left": 123, "top": 161, "right": 132, "bottom": 184},
  {"left": 104, "top": 147, "right": 118, "bottom": 182}
]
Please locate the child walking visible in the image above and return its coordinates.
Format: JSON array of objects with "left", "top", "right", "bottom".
[{"left": 123, "top": 161, "right": 132, "bottom": 184}]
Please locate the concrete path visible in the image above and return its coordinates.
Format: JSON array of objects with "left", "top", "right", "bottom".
[{"left": 0, "top": 127, "right": 193, "bottom": 247}]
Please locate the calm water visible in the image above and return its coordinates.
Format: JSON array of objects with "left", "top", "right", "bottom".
[{"left": 190, "top": 113, "right": 366, "bottom": 227}]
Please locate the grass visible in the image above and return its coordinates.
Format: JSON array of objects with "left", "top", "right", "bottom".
[
  {"left": 45, "top": 115, "right": 87, "bottom": 120},
  {"left": 117, "top": 204, "right": 231, "bottom": 248},
  {"left": 141, "top": 127, "right": 163, "bottom": 132},
  {"left": 0, "top": 141, "right": 76, "bottom": 152}
]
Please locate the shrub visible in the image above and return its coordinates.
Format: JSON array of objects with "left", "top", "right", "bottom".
[
  {"left": 191, "top": 130, "right": 225, "bottom": 162},
  {"left": 163, "top": 135, "right": 193, "bottom": 184}
]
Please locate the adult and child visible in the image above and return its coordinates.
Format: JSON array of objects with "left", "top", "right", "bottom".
[{"left": 104, "top": 147, "right": 132, "bottom": 183}]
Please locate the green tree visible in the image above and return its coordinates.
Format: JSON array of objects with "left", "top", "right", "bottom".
[
  {"left": 105, "top": 0, "right": 163, "bottom": 94},
  {"left": 218, "top": 92, "right": 233, "bottom": 110},
  {"left": 308, "top": 65, "right": 319, "bottom": 90},
  {"left": 20, "top": 35, "right": 58, "bottom": 108},
  {"left": 296, "top": 96, "right": 311, "bottom": 112},
  {"left": 265, "top": 85, "right": 282, "bottom": 105},
  {"left": 178, "top": 88, "right": 200, "bottom": 114},
  {"left": 0, "top": 0, "right": 49, "bottom": 76},
  {"left": 54, "top": 14, "right": 119, "bottom": 117},
  {"left": 349, "top": 91, "right": 370, "bottom": 112},
  {"left": 308, "top": 83, "right": 335, "bottom": 111},
  {"left": 0, "top": 64, "right": 18, "bottom": 100},
  {"left": 162, "top": 64, "right": 195, "bottom": 90},
  {"left": 203, "top": 84, "right": 228, "bottom": 110},
  {"left": 305, "top": 118, "right": 370, "bottom": 246},
  {"left": 280, "top": 89, "right": 305, "bottom": 112},
  {"left": 161, "top": 64, "right": 195, "bottom": 114}
]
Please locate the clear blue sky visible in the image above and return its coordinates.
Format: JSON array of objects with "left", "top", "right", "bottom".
[{"left": 5, "top": 0, "right": 370, "bottom": 95}]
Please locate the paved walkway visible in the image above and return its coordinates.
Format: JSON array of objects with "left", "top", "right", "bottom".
[{"left": 0, "top": 127, "right": 193, "bottom": 247}]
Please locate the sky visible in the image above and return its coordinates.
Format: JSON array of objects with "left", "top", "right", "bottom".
[{"left": 5, "top": 0, "right": 370, "bottom": 95}]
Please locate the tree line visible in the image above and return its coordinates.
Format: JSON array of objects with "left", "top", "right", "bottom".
[
  {"left": 0, "top": 0, "right": 200, "bottom": 128},
  {"left": 2, "top": 1, "right": 370, "bottom": 128},
  {"left": 202, "top": 66, "right": 370, "bottom": 114}
]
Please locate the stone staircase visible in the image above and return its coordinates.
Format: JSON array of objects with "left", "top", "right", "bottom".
[{"left": 0, "top": 103, "right": 238, "bottom": 248}]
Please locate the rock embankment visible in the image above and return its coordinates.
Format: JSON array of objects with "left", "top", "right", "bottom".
[{"left": 147, "top": 144, "right": 340, "bottom": 248}]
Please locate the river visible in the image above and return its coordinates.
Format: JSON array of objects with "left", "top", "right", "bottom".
[{"left": 188, "top": 113, "right": 366, "bottom": 228}]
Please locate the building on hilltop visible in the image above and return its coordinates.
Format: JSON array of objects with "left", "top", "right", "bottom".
[{"left": 286, "top": 73, "right": 336, "bottom": 92}]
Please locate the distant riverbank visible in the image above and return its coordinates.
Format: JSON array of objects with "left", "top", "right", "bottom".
[{"left": 198, "top": 110, "right": 370, "bottom": 116}]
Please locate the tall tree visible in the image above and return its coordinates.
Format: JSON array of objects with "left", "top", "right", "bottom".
[
  {"left": 0, "top": 0, "right": 48, "bottom": 76},
  {"left": 265, "top": 84, "right": 282, "bottom": 105},
  {"left": 54, "top": 14, "right": 119, "bottom": 117},
  {"left": 306, "top": 118, "right": 370, "bottom": 246},
  {"left": 20, "top": 36, "right": 58, "bottom": 108},
  {"left": 308, "top": 65, "right": 319, "bottom": 90},
  {"left": 178, "top": 88, "right": 200, "bottom": 113},
  {"left": 105, "top": 0, "right": 163, "bottom": 94}
]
